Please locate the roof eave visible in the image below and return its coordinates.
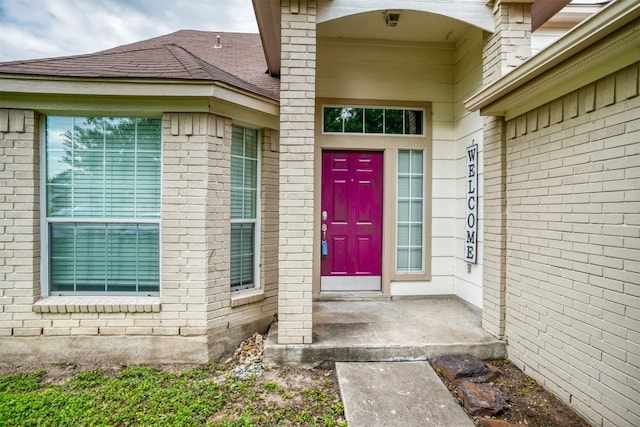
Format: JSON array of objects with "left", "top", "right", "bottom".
[
  {"left": 465, "top": 0, "right": 640, "bottom": 118},
  {"left": 0, "top": 75, "right": 279, "bottom": 122},
  {"left": 253, "top": 0, "right": 281, "bottom": 77}
]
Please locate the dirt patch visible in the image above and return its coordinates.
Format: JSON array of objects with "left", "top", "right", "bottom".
[
  {"left": 435, "top": 359, "right": 590, "bottom": 426},
  {"left": 0, "top": 334, "right": 346, "bottom": 426},
  {"left": 0, "top": 338, "right": 590, "bottom": 427}
]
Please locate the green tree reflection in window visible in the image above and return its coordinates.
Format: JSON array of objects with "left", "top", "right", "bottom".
[{"left": 323, "top": 106, "right": 423, "bottom": 135}]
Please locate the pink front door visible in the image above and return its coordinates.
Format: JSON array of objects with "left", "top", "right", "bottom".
[{"left": 321, "top": 151, "right": 383, "bottom": 291}]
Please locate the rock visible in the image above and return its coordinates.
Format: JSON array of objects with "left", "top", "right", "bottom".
[
  {"left": 458, "top": 381, "right": 507, "bottom": 416},
  {"left": 231, "top": 362, "right": 264, "bottom": 380},
  {"left": 232, "top": 333, "right": 265, "bottom": 366},
  {"left": 478, "top": 419, "right": 522, "bottom": 427},
  {"left": 432, "top": 354, "right": 501, "bottom": 383}
]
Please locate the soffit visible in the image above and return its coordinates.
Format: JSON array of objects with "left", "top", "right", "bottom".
[
  {"left": 317, "top": 0, "right": 494, "bottom": 32},
  {"left": 318, "top": 10, "right": 471, "bottom": 44},
  {"left": 531, "top": 0, "right": 571, "bottom": 31}
]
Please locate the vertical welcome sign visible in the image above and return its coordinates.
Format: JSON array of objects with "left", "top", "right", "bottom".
[{"left": 465, "top": 144, "right": 478, "bottom": 263}]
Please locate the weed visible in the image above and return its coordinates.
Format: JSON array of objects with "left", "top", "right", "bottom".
[
  {"left": 0, "top": 364, "right": 345, "bottom": 426},
  {"left": 260, "top": 381, "right": 284, "bottom": 392}
]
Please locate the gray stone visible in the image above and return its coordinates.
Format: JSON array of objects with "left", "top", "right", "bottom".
[
  {"left": 432, "top": 354, "right": 501, "bottom": 383},
  {"left": 231, "top": 363, "right": 264, "bottom": 380},
  {"left": 458, "top": 381, "right": 507, "bottom": 417}
]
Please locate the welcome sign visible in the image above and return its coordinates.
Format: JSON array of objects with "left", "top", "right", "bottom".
[{"left": 465, "top": 144, "right": 478, "bottom": 263}]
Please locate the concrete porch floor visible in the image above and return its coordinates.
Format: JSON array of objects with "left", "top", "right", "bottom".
[{"left": 263, "top": 297, "right": 506, "bottom": 367}]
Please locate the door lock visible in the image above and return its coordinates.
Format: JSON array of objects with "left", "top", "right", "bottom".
[{"left": 321, "top": 210, "right": 328, "bottom": 221}]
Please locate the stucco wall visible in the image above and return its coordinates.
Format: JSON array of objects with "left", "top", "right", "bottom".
[
  {"left": 504, "top": 63, "right": 640, "bottom": 427},
  {"left": 0, "top": 110, "right": 277, "bottom": 364}
]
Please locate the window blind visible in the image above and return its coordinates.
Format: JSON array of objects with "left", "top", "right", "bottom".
[
  {"left": 230, "top": 126, "right": 258, "bottom": 290},
  {"left": 45, "top": 117, "right": 161, "bottom": 294}
]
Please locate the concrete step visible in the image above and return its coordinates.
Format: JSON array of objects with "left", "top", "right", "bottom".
[
  {"left": 336, "top": 361, "right": 474, "bottom": 427},
  {"left": 263, "top": 298, "right": 506, "bottom": 367},
  {"left": 264, "top": 322, "right": 506, "bottom": 367}
]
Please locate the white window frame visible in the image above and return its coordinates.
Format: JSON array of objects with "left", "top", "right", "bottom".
[
  {"left": 40, "top": 116, "right": 162, "bottom": 296},
  {"left": 230, "top": 125, "right": 261, "bottom": 292}
]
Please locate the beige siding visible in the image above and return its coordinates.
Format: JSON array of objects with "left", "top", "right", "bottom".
[
  {"left": 504, "top": 63, "right": 640, "bottom": 427},
  {"left": 453, "top": 27, "right": 484, "bottom": 306},
  {"left": 317, "top": 37, "right": 464, "bottom": 295}
]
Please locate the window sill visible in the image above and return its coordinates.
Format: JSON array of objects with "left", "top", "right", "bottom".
[
  {"left": 230, "top": 289, "right": 265, "bottom": 307},
  {"left": 34, "top": 296, "right": 161, "bottom": 313}
]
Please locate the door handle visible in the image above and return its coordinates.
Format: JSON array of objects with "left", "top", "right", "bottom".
[{"left": 321, "top": 223, "right": 328, "bottom": 256}]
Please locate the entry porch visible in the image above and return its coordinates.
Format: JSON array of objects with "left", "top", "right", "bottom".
[{"left": 263, "top": 297, "right": 506, "bottom": 367}]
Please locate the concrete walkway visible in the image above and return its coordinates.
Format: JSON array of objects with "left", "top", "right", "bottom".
[
  {"left": 336, "top": 362, "right": 473, "bottom": 427},
  {"left": 336, "top": 361, "right": 474, "bottom": 427}
]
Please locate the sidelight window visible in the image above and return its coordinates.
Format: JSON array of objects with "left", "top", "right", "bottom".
[{"left": 397, "top": 149, "right": 424, "bottom": 272}]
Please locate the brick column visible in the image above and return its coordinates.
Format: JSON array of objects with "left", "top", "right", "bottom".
[
  {"left": 482, "top": 115, "right": 507, "bottom": 337},
  {"left": 0, "top": 109, "right": 40, "bottom": 337},
  {"left": 481, "top": 1, "right": 532, "bottom": 338},
  {"left": 163, "top": 113, "right": 229, "bottom": 338},
  {"left": 277, "top": 0, "right": 316, "bottom": 344}
]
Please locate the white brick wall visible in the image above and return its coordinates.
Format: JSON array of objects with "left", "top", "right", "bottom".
[{"left": 504, "top": 63, "right": 640, "bottom": 427}]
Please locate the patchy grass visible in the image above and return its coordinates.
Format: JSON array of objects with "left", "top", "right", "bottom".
[{"left": 0, "top": 363, "right": 346, "bottom": 426}]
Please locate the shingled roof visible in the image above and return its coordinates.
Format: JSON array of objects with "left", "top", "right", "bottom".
[{"left": 0, "top": 30, "right": 279, "bottom": 100}]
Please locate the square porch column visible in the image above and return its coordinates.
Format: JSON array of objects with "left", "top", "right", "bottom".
[
  {"left": 277, "top": 0, "right": 317, "bottom": 344},
  {"left": 481, "top": 1, "right": 533, "bottom": 338}
]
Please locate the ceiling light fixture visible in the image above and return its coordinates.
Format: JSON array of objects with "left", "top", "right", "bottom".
[{"left": 384, "top": 11, "right": 401, "bottom": 27}]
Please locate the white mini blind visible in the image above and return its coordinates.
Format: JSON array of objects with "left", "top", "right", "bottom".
[
  {"left": 45, "top": 117, "right": 161, "bottom": 294},
  {"left": 230, "top": 126, "right": 258, "bottom": 290}
]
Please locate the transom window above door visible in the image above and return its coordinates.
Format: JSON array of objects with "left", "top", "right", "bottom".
[{"left": 323, "top": 106, "right": 424, "bottom": 135}]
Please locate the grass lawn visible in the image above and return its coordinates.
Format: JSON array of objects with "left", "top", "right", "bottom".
[{"left": 0, "top": 362, "right": 347, "bottom": 426}]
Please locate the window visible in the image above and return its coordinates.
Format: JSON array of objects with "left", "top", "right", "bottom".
[
  {"left": 397, "top": 149, "right": 424, "bottom": 272},
  {"left": 231, "top": 126, "right": 259, "bottom": 291},
  {"left": 323, "top": 107, "right": 423, "bottom": 135},
  {"left": 44, "top": 117, "right": 161, "bottom": 295}
]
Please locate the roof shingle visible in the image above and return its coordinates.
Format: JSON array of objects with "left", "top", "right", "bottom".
[{"left": 0, "top": 30, "right": 279, "bottom": 100}]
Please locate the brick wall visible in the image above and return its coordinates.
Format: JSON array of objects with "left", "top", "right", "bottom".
[
  {"left": 483, "top": 1, "right": 533, "bottom": 83},
  {"left": 482, "top": 115, "right": 507, "bottom": 337},
  {"left": 504, "top": 63, "right": 640, "bottom": 427},
  {"left": 277, "top": 0, "right": 316, "bottom": 344},
  {"left": 0, "top": 111, "right": 277, "bottom": 364},
  {"left": 481, "top": 1, "right": 533, "bottom": 338},
  {"left": 0, "top": 109, "right": 40, "bottom": 337}
]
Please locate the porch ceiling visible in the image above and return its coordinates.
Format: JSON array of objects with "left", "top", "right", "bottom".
[{"left": 318, "top": 10, "right": 471, "bottom": 44}]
